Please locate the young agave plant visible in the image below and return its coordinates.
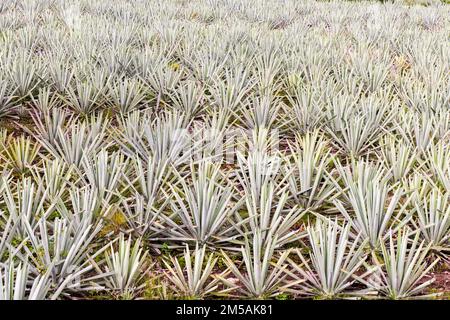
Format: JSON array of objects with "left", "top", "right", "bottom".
[
  {"left": 352, "top": 47, "right": 390, "bottom": 93},
  {"left": 284, "top": 130, "right": 336, "bottom": 211},
  {"left": 107, "top": 78, "right": 147, "bottom": 115},
  {"left": 423, "top": 141, "right": 450, "bottom": 191},
  {"left": 116, "top": 110, "right": 200, "bottom": 166},
  {"left": 62, "top": 79, "right": 104, "bottom": 116},
  {"left": 238, "top": 93, "right": 281, "bottom": 130},
  {"left": 209, "top": 65, "right": 253, "bottom": 115},
  {"left": 159, "top": 161, "right": 240, "bottom": 247},
  {"left": 103, "top": 235, "right": 150, "bottom": 299},
  {"left": 395, "top": 111, "right": 438, "bottom": 153},
  {"left": 142, "top": 62, "right": 183, "bottom": 100},
  {"left": 219, "top": 231, "right": 289, "bottom": 299},
  {"left": 30, "top": 87, "right": 60, "bottom": 114},
  {"left": 36, "top": 113, "right": 109, "bottom": 167},
  {"left": 119, "top": 155, "right": 171, "bottom": 236},
  {"left": 55, "top": 186, "right": 103, "bottom": 230},
  {"left": 0, "top": 258, "right": 53, "bottom": 300},
  {"left": 23, "top": 215, "right": 111, "bottom": 297},
  {"left": 236, "top": 149, "right": 305, "bottom": 248},
  {"left": 169, "top": 81, "right": 204, "bottom": 125},
  {"left": 333, "top": 160, "right": 411, "bottom": 249},
  {"left": 1, "top": 178, "right": 55, "bottom": 239},
  {"left": 7, "top": 53, "right": 40, "bottom": 102},
  {"left": 31, "top": 158, "right": 74, "bottom": 202},
  {"left": 380, "top": 135, "right": 418, "bottom": 183},
  {"left": 243, "top": 182, "right": 305, "bottom": 249},
  {"left": 412, "top": 189, "right": 450, "bottom": 254},
  {"left": 32, "top": 107, "right": 67, "bottom": 143},
  {"left": 127, "top": 155, "right": 171, "bottom": 205},
  {"left": 358, "top": 228, "right": 440, "bottom": 300},
  {"left": 0, "top": 79, "right": 17, "bottom": 119},
  {"left": 282, "top": 219, "right": 370, "bottom": 299},
  {"left": 284, "top": 84, "right": 324, "bottom": 134},
  {"left": 326, "top": 97, "right": 392, "bottom": 158},
  {"left": 163, "top": 244, "right": 219, "bottom": 299},
  {"left": 235, "top": 147, "right": 282, "bottom": 201},
  {"left": 47, "top": 60, "right": 74, "bottom": 94},
  {"left": 0, "top": 134, "right": 40, "bottom": 175}
]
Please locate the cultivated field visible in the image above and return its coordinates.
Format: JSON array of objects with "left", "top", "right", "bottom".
[{"left": 0, "top": 0, "right": 449, "bottom": 299}]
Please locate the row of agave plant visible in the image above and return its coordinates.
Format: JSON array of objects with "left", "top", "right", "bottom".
[{"left": 0, "top": 0, "right": 449, "bottom": 300}]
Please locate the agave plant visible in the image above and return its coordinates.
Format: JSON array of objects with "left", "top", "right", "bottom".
[
  {"left": 357, "top": 228, "right": 440, "bottom": 300},
  {"left": 0, "top": 79, "right": 17, "bottom": 119},
  {"left": 31, "top": 158, "right": 74, "bottom": 202},
  {"left": 35, "top": 113, "right": 109, "bottom": 167},
  {"left": 159, "top": 160, "right": 240, "bottom": 247},
  {"left": 1, "top": 178, "right": 55, "bottom": 239},
  {"left": 235, "top": 149, "right": 305, "bottom": 247},
  {"left": 0, "top": 258, "right": 53, "bottom": 300},
  {"left": 7, "top": 53, "right": 40, "bottom": 101},
  {"left": 284, "top": 84, "right": 324, "bottom": 134},
  {"left": 351, "top": 45, "right": 390, "bottom": 93},
  {"left": 30, "top": 87, "right": 60, "bottom": 113},
  {"left": 238, "top": 93, "right": 281, "bottom": 130},
  {"left": 116, "top": 110, "right": 201, "bottom": 166},
  {"left": 55, "top": 186, "right": 103, "bottom": 230},
  {"left": 163, "top": 244, "right": 219, "bottom": 299},
  {"left": 395, "top": 111, "right": 439, "bottom": 153},
  {"left": 0, "top": 0, "right": 448, "bottom": 301},
  {"left": 284, "top": 130, "right": 336, "bottom": 211},
  {"left": 47, "top": 60, "right": 75, "bottom": 94},
  {"left": 326, "top": 98, "right": 393, "bottom": 158},
  {"left": 0, "top": 134, "right": 40, "bottom": 174},
  {"left": 423, "top": 141, "right": 450, "bottom": 191},
  {"left": 169, "top": 81, "right": 205, "bottom": 125},
  {"left": 80, "top": 149, "right": 128, "bottom": 204},
  {"left": 127, "top": 155, "right": 171, "bottom": 205},
  {"left": 332, "top": 160, "right": 411, "bottom": 249},
  {"left": 23, "top": 215, "right": 111, "bottom": 297},
  {"left": 107, "top": 78, "right": 147, "bottom": 115},
  {"left": 102, "top": 235, "right": 150, "bottom": 299},
  {"left": 412, "top": 189, "right": 450, "bottom": 254},
  {"left": 61, "top": 77, "right": 104, "bottom": 116},
  {"left": 282, "top": 219, "right": 370, "bottom": 299},
  {"left": 209, "top": 65, "right": 253, "bottom": 115},
  {"left": 380, "top": 135, "right": 418, "bottom": 182},
  {"left": 219, "top": 231, "right": 289, "bottom": 299}
]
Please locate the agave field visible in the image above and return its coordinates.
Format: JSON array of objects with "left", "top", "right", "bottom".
[{"left": 0, "top": 0, "right": 449, "bottom": 300}]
